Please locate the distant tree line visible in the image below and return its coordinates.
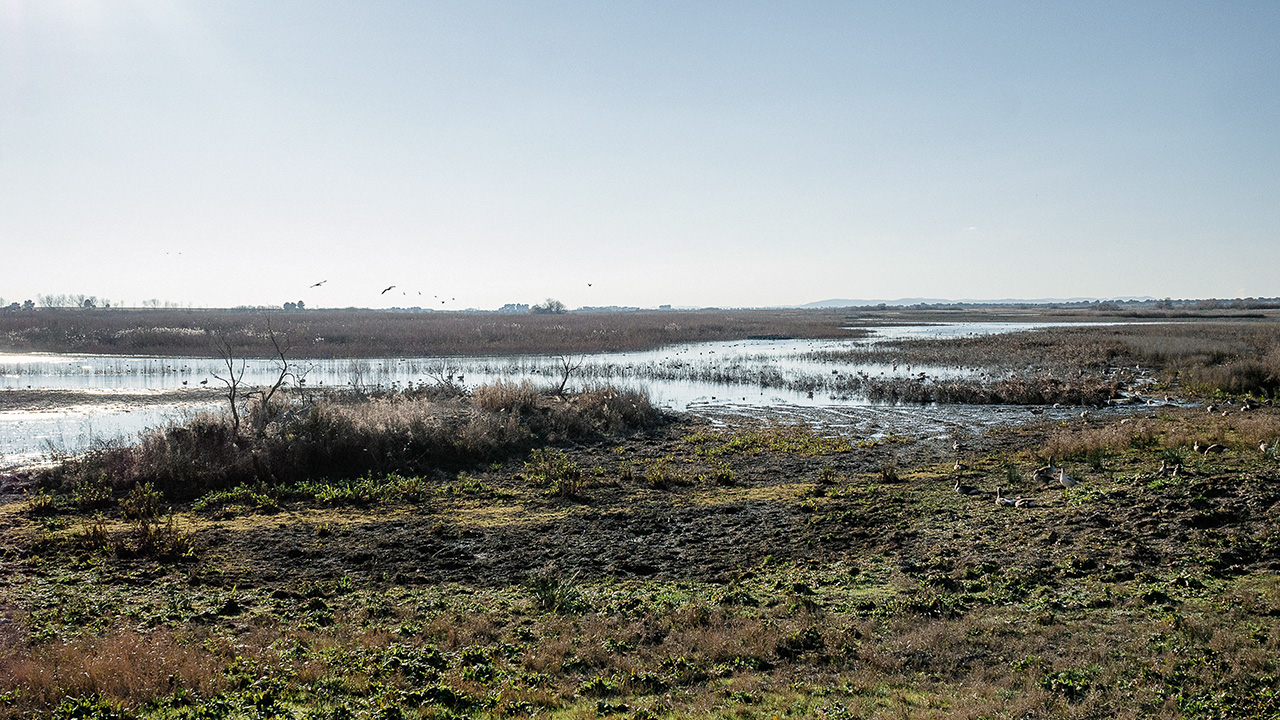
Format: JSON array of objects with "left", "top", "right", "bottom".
[{"left": 531, "top": 298, "right": 567, "bottom": 314}]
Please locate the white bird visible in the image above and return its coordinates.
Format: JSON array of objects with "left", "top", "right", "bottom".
[{"left": 1058, "top": 468, "right": 1079, "bottom": 489}]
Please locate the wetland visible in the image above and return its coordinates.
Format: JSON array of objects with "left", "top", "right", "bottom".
[{"left": 2, "top": 306, "right": 1280, "bottom": 719}]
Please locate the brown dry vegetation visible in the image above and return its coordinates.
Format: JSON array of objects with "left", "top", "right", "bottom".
[
  {"left": 36, "top": 382, "right": 659, "bottom": 501},
  {"left": 811, "top": 320, "right": 1280, "bottom": 399},
  {"left": 0, "top": 308, "right": 866, "bottom": 358}
]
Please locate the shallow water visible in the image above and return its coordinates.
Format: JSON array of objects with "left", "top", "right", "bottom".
[{"left": 0, "top": 321, "right": 1155, "bottom": 469}]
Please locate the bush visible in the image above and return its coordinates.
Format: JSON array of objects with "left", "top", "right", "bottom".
[
  {"left": 521, "top": 449, "right": 583, "bottom": 497},
  {"left": 37, "top": 384, "right": 659, "bottom": 503}
]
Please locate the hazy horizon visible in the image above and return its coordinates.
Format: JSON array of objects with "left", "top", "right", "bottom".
[
  {"left": 4, "top": 2, "right": 1278, "bottom": 310},
  {"left": 10, "top": 291, "right": 1277, "bottom": 313}
]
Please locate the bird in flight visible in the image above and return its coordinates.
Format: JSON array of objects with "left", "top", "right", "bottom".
[
  {"left": 381, "top": 285, "right": 396, "bottom": 294},
  {"left": 310, "top": 280, "right": 327, "bottom": 288}
]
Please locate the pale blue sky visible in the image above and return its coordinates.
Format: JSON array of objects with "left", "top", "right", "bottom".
[{"left": 2, "top": 1, "right": 1277, "bottom": 309}]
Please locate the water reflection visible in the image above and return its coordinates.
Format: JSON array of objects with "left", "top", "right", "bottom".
[{"left": 0, "top": 322, "right": 1153, "bottom": 468}]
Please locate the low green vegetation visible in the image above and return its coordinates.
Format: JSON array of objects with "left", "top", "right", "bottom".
[{"left": 683, "top": 426, "right": 853, "bottom": 456}]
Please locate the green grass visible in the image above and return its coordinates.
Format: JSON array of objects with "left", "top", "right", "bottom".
[{"left": 683, "top": 426, "right": 854, "bottom": 456}]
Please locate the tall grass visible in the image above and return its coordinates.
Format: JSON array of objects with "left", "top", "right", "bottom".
[
  {"left": 1044, "top": 410, "right": 1280, "bottom": 460},
  {"left": 36, "top": 383, "right": 659, "bottom": 501}
]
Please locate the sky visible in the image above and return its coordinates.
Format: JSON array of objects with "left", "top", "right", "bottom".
[{"left": 2, "top": 1, "right": 1278, "bottom": 310}]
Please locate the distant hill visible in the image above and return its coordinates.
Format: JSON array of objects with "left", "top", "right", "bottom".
[{"left": 801, "top": 296, "right": 1158, "bottom": 308}]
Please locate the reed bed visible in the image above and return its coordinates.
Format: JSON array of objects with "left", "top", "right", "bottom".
[
  {"left": 1044, "top": 409, "right": 1280, "bottom": 460},
  {"left": 0, "top": 308, "right": 865, "bottom": 358},
  {"left": 805, "top": 322, "right": 1280, "bottom": 398},
  {"left": 36, "top": 382, "right": 659, "bottom": 501},
  {"left": 498, "top": 357, "right": 1123, "bottom": 406}
]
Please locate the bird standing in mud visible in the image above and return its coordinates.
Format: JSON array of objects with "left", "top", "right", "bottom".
[
  {"left": 1030, "top": 464, "right": 1054, "bottom": 485},
  {"left": 1057, "top": 468, "right": 1079, "bottom": 489}
]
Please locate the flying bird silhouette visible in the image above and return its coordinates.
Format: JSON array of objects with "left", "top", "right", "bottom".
[
  {"left": 381, "top": 285, "right": 396, "bottom": 295},
  {"left": 310, "top": 280, "right": 327, "bottom": 288}
]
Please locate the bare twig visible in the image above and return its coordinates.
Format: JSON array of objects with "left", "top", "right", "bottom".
[
  {"left": 211, "top": 335, "right": 246, "bottom": 435},
  {"left": 556, "top": 355, "right": 585, "bottom": 395}
]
